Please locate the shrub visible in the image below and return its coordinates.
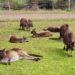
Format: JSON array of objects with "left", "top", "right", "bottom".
[{"left": 38, "top": 0, "right": 53, "bottom": 9}]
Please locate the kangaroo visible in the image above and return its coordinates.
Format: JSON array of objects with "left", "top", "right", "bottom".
[
  {"left": 0, "top": 48, "right": 42, "bottom": 65},
  {"left": 0, "top": 48, "right": 6, "bottom": 60},
  {"left": 20, "top": 18, "right": 28, "bottom": 30},
  {"left": 31, "top": 29, "right": 52, "bottom": 37},
  {"left": 20, "top": 18, "right": 33, "bottom": 31},
  {"left": 9, "top": 36, "right": 28, "bottom": 43}
]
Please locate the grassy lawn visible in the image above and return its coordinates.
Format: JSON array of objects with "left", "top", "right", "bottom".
[{"left": 0, "top": 19, "right": 75, "bottom": 75}]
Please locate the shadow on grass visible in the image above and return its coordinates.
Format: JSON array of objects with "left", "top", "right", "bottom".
[
  {"left": 56, "top": 48, "right": 69, "bottom": 57},
  {"left": 16, "top": 28, "right": 31, "bottom": 32},
  {"left": 49, "top": 38, "right": 61, "bottom": 41}
]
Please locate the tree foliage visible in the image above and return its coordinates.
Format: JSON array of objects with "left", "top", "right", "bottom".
[
  {"left": 38, "top": 0, "right": 53, "bottom": 9},
  {"left": 0, "top": 0, "right": 28, "bottom": 9},
  {"left": 0, "top": 0, "right": 75, "bottom": 10}
]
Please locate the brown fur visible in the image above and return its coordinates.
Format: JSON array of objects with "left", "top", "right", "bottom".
[
  {"left": 20, "top": 18, "right": 33, "bottom": 30},
  {"left": 43, "top": 27, "right": 60, "bottom": 32},
  {"left": 31, "top": 29, "right": 52, "bottom": 37},
  {"left": 59, "top": 24, "right": 70, "bottom": 39},
  {"left": 27, "top": 19, "right": 33, "bottom": 27},
  {"left": 9, "top": 36, "right": 28, "bottom": 43},
  {"left": 63, "top": 31, "right": 74, "bottom": 50},
  {"left": 43, "top": 24, "right": 70, "bottom": 39},
  {"left": 0, "top": 48, "right": 42, "bottom": 65},
  {"left": 61, "top": 24, "right": 75, "bottom": 56}
]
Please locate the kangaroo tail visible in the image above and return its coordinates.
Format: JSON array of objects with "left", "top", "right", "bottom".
[{"left": 28, "top": 53, "right": 43, "bottom": 57}]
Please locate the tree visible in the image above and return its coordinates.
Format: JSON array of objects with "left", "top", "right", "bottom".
[
  {"left": 7, "top": 0, "right": 11, "bottom": 9},
  {"left": 54, "top": 0, "right": 68, "bottom": 9},
  {"left": 38, "top": 0, "right": 53, "bottom": 9}
]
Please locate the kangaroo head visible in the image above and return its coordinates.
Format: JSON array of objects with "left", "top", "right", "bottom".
[
  {"left": 69, "top": 42, "right": 75, "bottom": 50},
  {"left": 71, "top": 42, "right": 75, "bottom": 47},
  {"left": 31, "top": 28, "right": 36, "bottom": 34},
  {"left": 0, "top": 48, "right": 6, "bottom": 59}
]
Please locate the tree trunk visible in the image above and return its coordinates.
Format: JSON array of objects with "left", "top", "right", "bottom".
[{"left": 7, "top": 0, "right": 11, "bottom": 10}]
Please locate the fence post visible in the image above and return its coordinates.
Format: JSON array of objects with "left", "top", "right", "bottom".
[
  {"left": 7, "top": 0, "right": 11, "bottom": 10},
  {"left": 68, "top": 0, "right": 71, "bottom": 10}
]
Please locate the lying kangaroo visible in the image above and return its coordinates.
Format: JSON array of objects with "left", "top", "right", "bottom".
[
  {"left": 9, "top": 36, "right": 28, "bottom": 43},
  {"left": 0, "top": 48, "right": 42, "bottom": 65},
  {"left": 31, "top": 29, "right": 52, "bottom": 37}
]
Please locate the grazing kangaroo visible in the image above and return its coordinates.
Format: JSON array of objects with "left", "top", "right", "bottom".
[
  {"left": 59, "top": 24, "right": 70, "bottom": 39},
  {"left": 20, "top": 18, "right": 28, "bottom": 30},
  {"left": 27, "top": 19, "right": 33, "bottom": 27},
  {"left": 20, "top": 18, "right": 33, "bottom": 30},
  {"left": 0, "top": 48, "right": 42, "bottom": 65},
  {"left": 61, "top": 24, "right": 75, "bottom": 56}
]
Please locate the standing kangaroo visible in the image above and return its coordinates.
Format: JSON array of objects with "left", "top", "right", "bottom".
[{"left": 0, "top": 48, "right": 42, "bottom": 65}]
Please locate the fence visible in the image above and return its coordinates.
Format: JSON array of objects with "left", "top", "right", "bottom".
[{"left": 0, "top": 0, "right": 75, "bottom": 10}]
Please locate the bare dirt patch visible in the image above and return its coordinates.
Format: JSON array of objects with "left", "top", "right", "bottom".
[{"left": 0, "top": 12, "right": 75, "bottom": 20}]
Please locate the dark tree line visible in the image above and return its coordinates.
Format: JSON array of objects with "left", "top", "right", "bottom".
[{"left": 0, "top": 0, "right": 75, "bottom": 10}]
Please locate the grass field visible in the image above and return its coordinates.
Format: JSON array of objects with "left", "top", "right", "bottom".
[{"left": 0, "top": 19, "right": 75, "bottom": 75}]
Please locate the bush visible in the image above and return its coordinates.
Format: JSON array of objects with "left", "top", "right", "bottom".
[
  {"left": 11, "top": 0, "right": 27, "bottom": 10},
  {"left": 0, "top": 0, "right": 28, "bottom": 10},
  {"left": 38, "top": 0, "right": 52, "bottom": 9}
]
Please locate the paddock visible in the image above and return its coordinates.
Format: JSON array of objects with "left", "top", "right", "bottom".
[{"left": 0, "top": 10, "right": 75, "bottom": 75}]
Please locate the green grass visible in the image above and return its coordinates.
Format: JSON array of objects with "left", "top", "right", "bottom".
[{"left": 0, "top": 19, "right": 75, "bottom": 75}]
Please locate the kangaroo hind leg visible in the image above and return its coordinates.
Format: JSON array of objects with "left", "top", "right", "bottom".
[{"left": 22, "top": 55, "right": 40, "bottom": 61}]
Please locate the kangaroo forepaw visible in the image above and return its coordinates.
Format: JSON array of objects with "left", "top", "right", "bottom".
[{"left": 34, "top": 58, "right": 40, "bottom": 61}]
